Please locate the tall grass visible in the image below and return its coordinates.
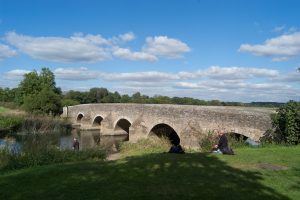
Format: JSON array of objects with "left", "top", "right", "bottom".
[
  {"left": 20, "top": 115, "right": 72, "bottom": 135},
  {"left": 0, "top": 136, "right": 106, "bottom": 171},
  {"left": 0, "top": 112, "right": 71, "bottom": 136},
  {"left": 0, "top": 102, "right": 20, "bottom": 110},
  {"left": 0, "top": 107, "right": 7, "bottom": 113},
  {"left": 198, "top": 130, "right": 218, "bottom": 152},
  {"left": 198, "top": 131, "right": 248, "bottom": 152},
  {"left": 120, "top": 136, "right": 171, "bottom": 157},
  {"left": 0, "top": 114, "right": 25, "bottom": 131}
]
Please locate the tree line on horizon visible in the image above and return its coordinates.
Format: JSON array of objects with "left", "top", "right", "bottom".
[{"left": 0, "top": 68, "right": 285, "bottom": 115}]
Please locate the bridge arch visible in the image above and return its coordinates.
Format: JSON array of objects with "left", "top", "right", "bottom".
[
  {"left": 92, "top": 115, "right": 104, "bottom": 127},
  {"left": 77, "top": 113, "right": 84, "bottom": 123},
  {"left": 228, "top": 132, "right": 249, "bottom": 141},
  {"left": 149, "top": 123, "right": 180, "bottom": 145},
  {"left": 114, "top": 118, "right": 132, "bottom": 135}
]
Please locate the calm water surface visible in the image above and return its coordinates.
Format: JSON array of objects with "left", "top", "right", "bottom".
[{"left": 0, "top": 129, "right": 128, "bottom": 152}]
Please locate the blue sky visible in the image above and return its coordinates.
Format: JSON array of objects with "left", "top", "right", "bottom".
[{"left": 0, "top": 0, "right": 299, "bottom": 102}]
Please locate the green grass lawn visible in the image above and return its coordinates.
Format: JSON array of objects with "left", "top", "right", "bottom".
[
  {"left": 0, "top": 146, "right": 299, "bottom": 200},
  {"left": 0, "top": 106, "right": 8, "bottom": 113}
]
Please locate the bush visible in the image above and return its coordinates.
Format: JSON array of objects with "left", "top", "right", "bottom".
[
  {"left": 0, "top": 114, "right": 25, "bottom": 130},
  {"left": 20, "top": 115, "right": 71, "bottom": 134},
  {"left": 0, "top": 145, "right": 106, "bottom": 171},
  {"left": 199, "top": 131, "right": 247, "bottom": 152},
  {"left": 272, "top": 101, "right": 300, "bottom": 144},
  {"left": 198, "top": 131, "right": 218, "bottom": 152},
  {"left": 0, "top": 102, "right": 20, "bottom": 110},
  {"left": 227, "top": 134, "right": 249, "bottom": 148}
]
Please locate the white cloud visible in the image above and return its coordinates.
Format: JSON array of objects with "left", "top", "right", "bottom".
[
  {"left": 123, "top": 81, "right": 168, "bottom": 88},
  {"left": 273, "top": 71, "right": 300, "bottom": 82},
  {"left": 5, "top": 32, "right": 190, "bottom": 62},
  {"left": 112, "top": 47, "right": 157, "bottom": 61},
  {"left": 174, "top": 80, "right": 297, "bottom": 102},
  {"left": 5, "top": 31, "right": 111, "bottom": 63},
  {"left": 204, "top": 66, "right": 279, "bottom": 79},
  {"left": 239, "top": 32, "right": 300, "bottom": 61},
  {"left": 54, "top": 67, "right": 101, "bottom": 80},
  {"left": 118, "top": 32, "right": 135, "bottom": 42},
  {"left": 103, "top": 71, "right": 179, "bottom": 82},
  {"left": 174, "top": 80, "right": 248, "bottom": 90},
  {"left": 174, "top": 82, "right": 206, "bottom": 89},
  {"left": 0, "top": 44, "right": 17, "bottom": 60},
  {"left": 6, "top": 69, "right": 31, "bottom": 77},
  {"left": 143, "top": 36, "right": 191, "bottom": 58},
  {"left": 178, "top": 66, "right": 279, "bottom": 80},
  {"left": 176, "top": 80, "right": 290, "bottom": 91},
  {"left": 112, "top": 36, "right": 191, "bottom": 61},
  {"left": 51, "top": 66, "right": 280, "bottom": 83},
  {"left": 5, "top": 66, "right": 299, "bottom": 102}
]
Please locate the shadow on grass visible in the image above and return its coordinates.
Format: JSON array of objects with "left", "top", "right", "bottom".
[{"left": 0, "top": 153, "right": 291, "bottom": 200}]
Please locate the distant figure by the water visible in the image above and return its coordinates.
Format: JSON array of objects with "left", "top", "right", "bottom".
[{"left": 72, "top": 138, "right": 80, "bottom": 151}]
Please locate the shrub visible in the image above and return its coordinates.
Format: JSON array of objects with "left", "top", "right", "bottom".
[
  {"left": 0, "top": 114, "right": 25, "bottom": 130},
  {"left": 198, "top": 131, "right": 218, "bottom": 152},
  {"left": 20, "top": 115, "right": 71, "bottom": 134},
  {"left": 227, "top": 134, "right": 249, "bottom": 148},
  {"left": 0, "top": 145, "right": 106, "bottom": 171},
  {"left": 272, "top": 101, "right": 300, "bottom": 144},
  {"left": 199, "top": 131, "right": 247, "bottom": 152}
]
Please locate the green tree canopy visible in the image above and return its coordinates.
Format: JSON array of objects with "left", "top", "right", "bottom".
[
  {"left": 272, "top": 101, "right": 300, "bottom": 144},
  {"left": 18, "top": 68, "right": 62, "bottom": 115}
]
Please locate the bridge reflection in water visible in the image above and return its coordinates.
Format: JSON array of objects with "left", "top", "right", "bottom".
[{"left": 68, "top": 128, "right": 128, "bottom": 151}]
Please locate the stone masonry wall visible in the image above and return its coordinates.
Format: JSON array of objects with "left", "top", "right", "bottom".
[{"left": 63, "top": 103, "right": 274, "bottom": 149}]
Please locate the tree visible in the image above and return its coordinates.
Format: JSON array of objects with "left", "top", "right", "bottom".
[
  {"left": 272, "top": 101, "right": 300, "bottom": 144},
  {"left": 88, "top": 87, "right": 109, "bottom": 103},
  {"left": 0, "top": 87, "right": 18, "bottom": 102},
  {"left": 61, "top": 99, "right": 80, "bottom": 106},
  {"left": 101, "top": 91, "right": 121, "bottom": 103},
  {"left": 120, "top": 94, "right": 131, "bottom": 103},
  {"left": 18, "top": 68, "right": 62, "bottom": 115}
]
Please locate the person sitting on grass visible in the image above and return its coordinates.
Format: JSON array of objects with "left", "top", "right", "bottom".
[
  {"left": 212, "top": 130, "right": 234, "bottom": 155},
  {"left": 168, "top": 144, "right": 185, "bottom": 154}
]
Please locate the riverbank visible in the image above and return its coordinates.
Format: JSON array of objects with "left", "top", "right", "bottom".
[
  {"left": 0, "top": 145, "right": 299, "bottom": 200},
  {"left": 0, "top": 105, "right": 71, "bottom": 135}
]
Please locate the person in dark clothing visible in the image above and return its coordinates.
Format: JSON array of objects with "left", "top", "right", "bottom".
[
  {"left": 217, "top": 131, "right": 228, "bottom": 152},
  {"left": 72, "top": 138, "right": 80, "bottom": 151},
  {"left": 212, "top": 130, "right": 234, "bottom": 155},
  {"left": 168, "top": 144, "right": 185, "bottom": 154}
]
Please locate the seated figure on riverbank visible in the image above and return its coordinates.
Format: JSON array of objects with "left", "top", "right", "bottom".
[
  {"left": 168, "top": 144, "right": 185, "bottom": 154},
  {"left": 72, "top": 138, "right": 80, "bottom": 151},
  {"left": 212, "top": 130, "right": 234, "bottom": 155}
]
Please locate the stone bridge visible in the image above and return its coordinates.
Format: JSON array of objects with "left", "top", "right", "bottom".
[{"left": 62, "top": 103, "right": 274, "bottom": 149}]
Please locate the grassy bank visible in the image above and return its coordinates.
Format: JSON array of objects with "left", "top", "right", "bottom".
[
  {"left": 0, "top": 146, "right": 106, "bottom": 171},
  {"left": 0, "top": 107, "right": 7, "bottom": 113},
  {"left": 0, "top": 145, "right": 299, "bottom": 200},
  {"left": 0, "top": 105, "right": 71, "bottom": 134}
]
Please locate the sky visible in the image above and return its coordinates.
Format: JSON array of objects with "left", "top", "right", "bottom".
[{"left": 0, "top": 0, "right": 299, "bottom": 102}]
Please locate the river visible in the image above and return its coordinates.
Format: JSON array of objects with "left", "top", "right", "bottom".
[{"left": 0, "top": 129, "right": 128, "bottom": 153}]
